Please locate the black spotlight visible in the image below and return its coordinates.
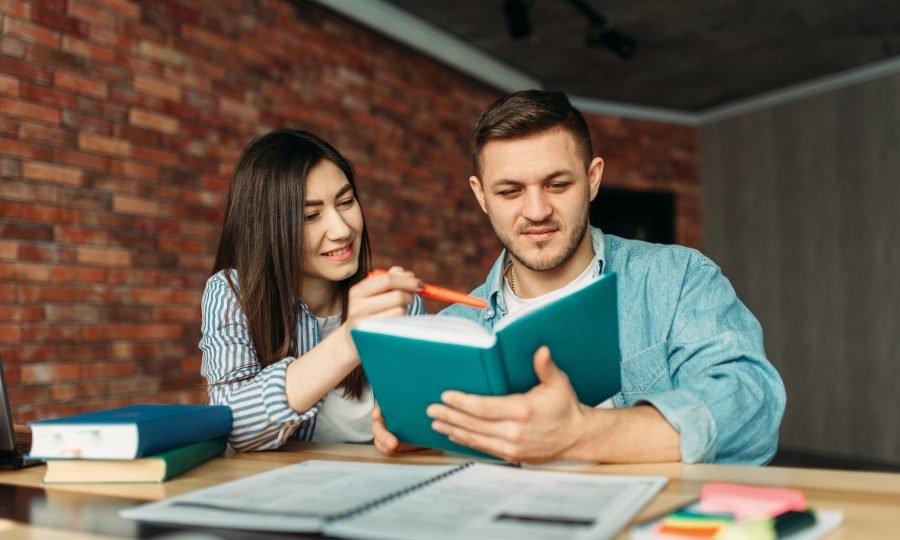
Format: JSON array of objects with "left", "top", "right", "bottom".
[
  {"left": 586, "top": 24, "right": 636, "bottom": 59},
  {"left": 568, "top": 0, "right": 637, "bottom": 59},
  {"left": 503, "top": 0, "right": 533, "bottom": 39}
]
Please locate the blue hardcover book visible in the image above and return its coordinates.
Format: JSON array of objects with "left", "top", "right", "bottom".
[
  {"left": 27, "top": 404, "right": 233, "bottom": 460},
  {"left": 352, "top": 272, "right": 621, "bottom": 458}
]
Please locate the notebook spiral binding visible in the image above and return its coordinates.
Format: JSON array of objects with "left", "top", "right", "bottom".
[{"left": 327, "top": 461, "right": 475, "bottom": 522}]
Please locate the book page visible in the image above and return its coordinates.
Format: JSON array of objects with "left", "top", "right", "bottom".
[
  {"left": 356, "top": 315, "right": 496, "bottom": 347},
  {"left": 121, "top": 460, "right": 459, "bottom": 532},
  {"left": 329, "top": 463, "right": 667, "bottom": 540},
  {"left": 494, "top": 275, "right": 600, "bottom": 333}
]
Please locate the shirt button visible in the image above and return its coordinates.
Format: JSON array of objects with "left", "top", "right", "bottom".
[{"left": 484, "top": 309, "right": 494, "bottom": 319}]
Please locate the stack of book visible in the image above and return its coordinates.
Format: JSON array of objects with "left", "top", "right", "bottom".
[{"left": 27, "top": 404, "right": 232, "bottom": 484}]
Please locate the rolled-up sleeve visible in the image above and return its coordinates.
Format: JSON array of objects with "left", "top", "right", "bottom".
[
  {"left": 639, "top": 258, "right": 786, "bottom": 465},
  {"left": 199, "top": 274, "right": 320, "bottom": 452}
]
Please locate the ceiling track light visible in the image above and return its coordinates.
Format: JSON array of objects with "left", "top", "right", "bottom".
[
  {"left": 566, "top": 0, "right": 636, "bottom": 59},
  {"left": 503, "top": 0, "right": 534, "bottom": 39}
]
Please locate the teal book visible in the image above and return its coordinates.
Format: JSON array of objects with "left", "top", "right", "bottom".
[
  {"left": 28, "top": 404, "right": 233, "bottom": 460},
  {"left": 42, "top": 437, "right": 227, "bottom": 483},
  {"left": 352, "top": 272, "right": 621, "bottom": 458}
]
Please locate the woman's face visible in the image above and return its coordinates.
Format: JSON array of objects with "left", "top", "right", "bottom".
[{"left": 301, "top": 159, "right": 364, "bottom": 284}]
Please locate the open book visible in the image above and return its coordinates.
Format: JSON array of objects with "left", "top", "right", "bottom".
[
  {"left": 351, "top": 272, "right": 620, "bottom": 456},
  {"left": 121, "top": 459, "right": 666, "bottom": 540}
]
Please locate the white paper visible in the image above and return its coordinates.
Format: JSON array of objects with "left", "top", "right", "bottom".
[
  {"left": 121, "top": 460, "right": 457, "bottom": 532},
  {"left": 331, "top": 463, "right": 667, "bottom": 540},
  {"left": 122, "top": 460, "right": 666, "bottom": 539}
]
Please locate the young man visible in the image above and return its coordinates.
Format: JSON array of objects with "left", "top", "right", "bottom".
[{"left": 373, "top": 90, "right": 786, "bottom": 465}]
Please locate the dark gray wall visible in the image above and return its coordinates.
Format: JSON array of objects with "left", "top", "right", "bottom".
[{"left": 700, "top": 74, "right": 900, "bottom": 464}]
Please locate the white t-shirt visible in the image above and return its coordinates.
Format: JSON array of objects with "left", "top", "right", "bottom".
[
  {"left": 310, "top": 315, "right": 375, "bottom": 443},
  {"left": 502, "top": 259, "right": 614, "bottom": 409}
]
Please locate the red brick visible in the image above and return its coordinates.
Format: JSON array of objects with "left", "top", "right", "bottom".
[
  {"left": 54, "top": 70, "right": 108, "bottom": 98},
  {"left": 132, "top": 73, "right": 182, "bottom": 101},
  {"left": 110, "top": 159, "right": 159, "bottom": 180},
  {"left": 20, "top": 362, "right": 81, "bottom": 382},
  {"left": 0, "top": 200, "right": 22, "bottom": 218},
  {"left": 18, "top": 243, "right": 75, "bottom": 262},
  {"left": 0, "top": 55, "right": 53, "bottom": 84},
  {"left": 18, "top": 121, "right": 75, "bottom": 145},
  {"left": 56, "top": 227, "right": 111, "bottom": 244},
  {"left": 1, "top": 343, "right": 57, "bottom": 362},
  {"left": 17, "top": 284, "right": 77, "bottom": 302},
  {"left": 0, "top": 73, "right": 18, "bottom": 95},
  {"left": 0, "top": 0, "right": 31, "bottom": 18},
  {"left": 21, "top": 82, "right": 77, "bottom": 108},
  {"left": 81, "top": 323, "right": 182, "bottom": 340},
  {"left": 0, "top": 305, "right": 43, "bottom": 322},
  {"left": 0, "top": 35, "right": 27, "bottom": 58},
  {"left": 0, "top": 325, "right": 21, "bottom": 342},
  {"left": 153, "top": 306, "right": 199, "bottom": 322},
  {"left": 21, "top": 203, "right": 78, "bottom": 224},
  {"left": 2, "top": 16, "right": 61, "bottom": 48},
  {"left": 112, "top": 195, "right": 159, "bottom": 216},
  {"left": 82, "top": 361, "right": 136, "bottom": 378},
  {"left": 0, "top": 222, "right": 54, "bottom": 242},
  {"left": 61, "top": 35, "right": 116, "bottom": 64},
  {"left": 218, "top": 96, "right": 259, "bottom": 122},
  {"left": 33, "top": 6, "right": 87, "bottom": 36},
  {"left": 131, "top": 145, "right": 180, "bottom": 167},
  {"left": 66, "top": 0, "right": 117, "bottom": 28},
  {"left": 0, "top": 262, "right": 49, "bottom": 281},
  {"left": 128, "top": 287, "right": 174, "bottom": 304},
  {"left": 128, "top": 108, "right": 178, "bottom": 134},
  {"left": 137, "top": 40, "right": 184, "bottom": 66},
  {"left": 0, "top": 136, "right": 53, "bottom": 160},
  {"left": 54, "top": 147, "right": 110, "bottom": 171},
  {"left": 162, "top": 66, "right": 210, "bottom": 92},
  {"left": 92, "top": 0, "right": 140, "bottom": 19},
  {"left": 78, "top": 132, "right": 131, "bottom": 156},
  {"left": 0, "top": 96, "right": 61, "bottom": 124},
  {"left": 0, "top": 241, "right": 16, "bottom": 259},
  {"left": 49, "top": 265, "right": 107, "bottom": 282},
  {"left": 0, "top": 115, "right": 17, "bottom": 136},
  {"left": 44, "top": 304, "right": 100, "bottom": 322},
  {"left": 3, "top": 281, "right": 21, "bottom": 299},
  {"left": 77, "top": 246, "right": 131, "bottom": 266},
  {"left": 22, "top": 161, "right": 83, "bottom": 186}
]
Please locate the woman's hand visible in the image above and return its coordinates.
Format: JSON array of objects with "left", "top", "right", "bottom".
[{"left": 338, "top": 266, "right": 421, "bottom": 351}]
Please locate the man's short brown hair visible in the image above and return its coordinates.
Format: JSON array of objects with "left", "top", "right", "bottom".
[{"left": 471, "top": 90, "right": 593, "bottom": 176}]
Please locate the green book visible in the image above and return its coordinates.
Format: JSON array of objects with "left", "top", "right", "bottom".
[
  {"left": 42, "top": 437, "right": 227, "bottom": 483},
  {"left": 352, "top": 272, "right": 621, "bottom": 458}
]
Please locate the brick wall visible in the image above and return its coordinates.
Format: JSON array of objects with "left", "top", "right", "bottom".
[{"left": 0, "top": 0, "right": 698, "bottom": 422}]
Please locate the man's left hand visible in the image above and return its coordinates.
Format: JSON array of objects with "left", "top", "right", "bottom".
[{"left": 427, "top": 346, "right": 587, "bottom": 463}]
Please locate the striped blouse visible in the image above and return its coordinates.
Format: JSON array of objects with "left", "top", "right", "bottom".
[{"left": 199, "top": 270, "right": 425, "bottom": 452}]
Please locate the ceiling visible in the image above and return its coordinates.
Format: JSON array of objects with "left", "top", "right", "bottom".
[{"left": 380, "top": 0, "right": 900, "bottom": 112}]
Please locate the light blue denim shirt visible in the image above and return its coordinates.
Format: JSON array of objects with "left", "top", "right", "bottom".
[{"left": 441, "top": 227, "right": 786, "bottom": 465}]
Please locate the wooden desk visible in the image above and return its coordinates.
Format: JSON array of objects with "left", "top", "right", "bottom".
[{"left": 1, "top": 442, "right": 899, "bottom": 539}]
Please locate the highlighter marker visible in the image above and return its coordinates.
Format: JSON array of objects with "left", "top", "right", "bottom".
[{"left": 369, "top": 269, "right": 487, "bottom": 309}]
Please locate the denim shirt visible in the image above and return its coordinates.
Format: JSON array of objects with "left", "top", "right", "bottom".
[{"left": 442, "top": 227, "right": 786, "bottom": 465}]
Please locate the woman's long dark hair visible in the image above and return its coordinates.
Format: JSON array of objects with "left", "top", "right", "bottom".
[{"left": 213, "top": 129, "right": 372, "bottom": 398}]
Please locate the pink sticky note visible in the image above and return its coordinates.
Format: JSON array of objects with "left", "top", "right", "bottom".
[{"left": 699, "top": 483, "right": 807, "bottom": 520}]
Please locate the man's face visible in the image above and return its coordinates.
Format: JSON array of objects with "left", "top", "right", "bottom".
[{"left": 470, "top": 128, "right": 603, "bottom": 272}]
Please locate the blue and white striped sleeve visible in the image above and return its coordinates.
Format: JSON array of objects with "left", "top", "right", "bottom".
[
  {"left": 407, "top": 293, "right": 426, "bottom": 316},
  {"left": 199, "top": 273, "right": 319, "bottom": 452}
]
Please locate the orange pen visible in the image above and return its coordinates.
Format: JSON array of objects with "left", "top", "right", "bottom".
[{"left": 369, "top": 269, "right": 487, "bottom": 309}]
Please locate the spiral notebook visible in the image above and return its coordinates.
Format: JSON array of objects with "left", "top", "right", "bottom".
[{"left": 121, "top": 459, "right": 667, "bottom": 539}]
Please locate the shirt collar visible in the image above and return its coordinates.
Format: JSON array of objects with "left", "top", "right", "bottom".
[{"left": 484, "top": 226, "right": 607, "bottom": 314}]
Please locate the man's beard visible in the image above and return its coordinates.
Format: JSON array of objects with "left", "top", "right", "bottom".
[{"left": 494, "top": 211, "right": 590, "bottom": 272}]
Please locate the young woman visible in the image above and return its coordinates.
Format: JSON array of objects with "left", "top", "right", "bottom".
[{"left": 200, "top": 129, "right": 423, "bottom": 451}]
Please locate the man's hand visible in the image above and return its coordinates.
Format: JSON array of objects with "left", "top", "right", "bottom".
[
  {"left": 372, "top": 403, "right": 424, "bottom": 454},
  {"left": 427, "top": 346, "right": 588, "bottom": 463}
]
